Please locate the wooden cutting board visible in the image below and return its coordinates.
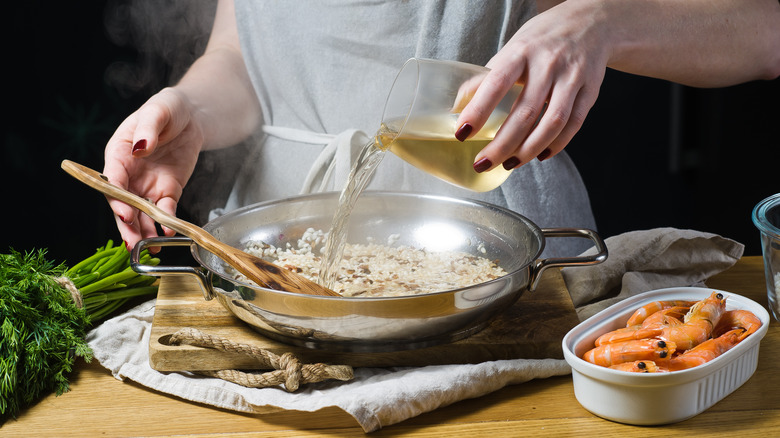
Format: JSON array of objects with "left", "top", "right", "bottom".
[{"left": 149, "top": 269, "right": 580, "bottom": 371}]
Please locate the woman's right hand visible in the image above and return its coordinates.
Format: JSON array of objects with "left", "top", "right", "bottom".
[{"left": 102, "top": 87, "right": 204, "bottom": 251}]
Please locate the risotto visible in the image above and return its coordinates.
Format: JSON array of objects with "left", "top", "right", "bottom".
[{"left": 239, "top": 228, "right": 507, "bottom": 297}]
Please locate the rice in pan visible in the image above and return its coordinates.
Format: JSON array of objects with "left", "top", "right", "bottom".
[{"left": 240, "top": 228, "right": 507, "bottom": 297}]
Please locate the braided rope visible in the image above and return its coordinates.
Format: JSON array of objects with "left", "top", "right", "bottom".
[{"left": 168, "top": 327, "right": 353, "bottom": 391}]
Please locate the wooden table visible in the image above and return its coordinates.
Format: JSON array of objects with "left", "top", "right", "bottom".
[{"left": 3, "top": 256, "right": 778, "bottom": 437}]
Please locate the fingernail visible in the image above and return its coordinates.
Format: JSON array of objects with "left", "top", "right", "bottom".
[
  {"left": 537, "top": 148, "right": 552, "bottom": 162},
  {"left": 118, "top": 215, "right": 126, "bottom": 223},
  {"left": 132, "top": 139, "right": 147, "bottom": 154},
  {"left": 455, "top": 123, "right": 473, "bottom": 142},
  {"left": 473, "top": 157, "right": 492, "bottom": 173},
  {"left": 502, "top": 157, "right": 521, "bottom": 170}
]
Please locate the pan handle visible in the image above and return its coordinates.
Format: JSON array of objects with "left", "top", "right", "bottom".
[
  {"left": 528, "top": 228, "right": 608, "bottom": 291},
  {"left": 130, "top": 236, "right": 216, "bottom": 301}
]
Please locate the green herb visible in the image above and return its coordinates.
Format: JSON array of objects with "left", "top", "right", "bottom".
[
  {"left": 0, "top": 240, "right": 159, "bottom": 419},
  {"left": 63, "top": 240, "right": 160, "bottom": 322}
]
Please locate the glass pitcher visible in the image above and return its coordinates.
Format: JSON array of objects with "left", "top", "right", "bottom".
[{"left": 376, "top": 58, "right": 523, "bottom": 192}]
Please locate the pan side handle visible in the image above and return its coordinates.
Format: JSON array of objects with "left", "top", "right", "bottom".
[
  {"left": 528, "top": 228, "right": 608, "bottom": 291},
  {"left": 130, "top": 236, "right": 215, "bottom": 301}
]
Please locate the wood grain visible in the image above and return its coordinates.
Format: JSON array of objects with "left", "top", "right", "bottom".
[{"left": 149, "top": 268, "right": 580, "bottom": 371}]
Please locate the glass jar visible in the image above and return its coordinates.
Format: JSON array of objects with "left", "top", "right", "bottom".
[{"left": 752, "top": 193, "right": 780, "bottom": 321}]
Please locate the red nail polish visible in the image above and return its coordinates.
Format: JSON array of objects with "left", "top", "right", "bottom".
[
  {"left": 132, "top": 139, "right": 147, "bottom": 154},
  {"left": 473, "top": 157, "right": 492, "bottom": 173},
  {"left": 118, "top": 215, "right": 125, "bottom": 222},
  {"left": 537, "top": 148, "right": 552, "bottom": 162},
  {"left": 455, "top": 123, "right": 473, "bottom": 142},
  {"left": 502, "top": 157, "right": 521, "bottom": 170}
]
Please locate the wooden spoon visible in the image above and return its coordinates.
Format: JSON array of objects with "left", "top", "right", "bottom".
[{"left": 61, "top": 160, "right": 341, "bottom": 297}]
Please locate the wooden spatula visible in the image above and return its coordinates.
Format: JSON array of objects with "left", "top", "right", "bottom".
[{"left": 61, "top": 160, "right": 341, "bottom": 297}]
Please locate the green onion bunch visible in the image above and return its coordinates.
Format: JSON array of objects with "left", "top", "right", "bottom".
[
  {"left": 1, "top": 240, "right": 159, "bottom": 419},
  {"left": 64, "top": 240, "right": 159, "bottom": 321}
]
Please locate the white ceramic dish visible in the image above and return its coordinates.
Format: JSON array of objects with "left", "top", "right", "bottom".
[{"left": 562, "top": 287, "right": 770, "bottom": 425}]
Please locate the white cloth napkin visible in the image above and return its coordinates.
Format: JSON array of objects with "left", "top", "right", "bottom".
[
  {"left": 86, "top": 304, "right": 568, "bottom": 432},
  {"left": 86, "top": 227, "right": 743, "bottom": 432}
]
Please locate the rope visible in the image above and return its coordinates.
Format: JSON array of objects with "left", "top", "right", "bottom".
[{"left": 168, "top": 327, "right": 354, "bottom": 391}]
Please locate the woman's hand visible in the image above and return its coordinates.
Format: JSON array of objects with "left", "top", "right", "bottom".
[
  {"left": 102, "top": 0, "right": 261, "bottom": 251},
  {"left": 457, "top": 1, "right": 608, "bottom": 173},
  {"left": 102, "top": 87, "right": 204, "bottom": 250}
]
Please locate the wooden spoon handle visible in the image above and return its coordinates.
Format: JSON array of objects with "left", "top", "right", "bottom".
[{"left": 61, "top": 160, "right": 340, "bottom": 297}]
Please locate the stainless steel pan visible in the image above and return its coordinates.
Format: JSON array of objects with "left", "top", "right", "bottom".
[{"left": 133, "top": 191, "right": 607, "bottom": 352}]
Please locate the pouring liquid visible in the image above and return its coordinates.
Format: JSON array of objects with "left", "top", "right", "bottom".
[
  {"left": 319, "top": 138, "right": 386, "bottom": 290},
  {"left": 319, "top": 113, "right": 509, "bottom": 290}
]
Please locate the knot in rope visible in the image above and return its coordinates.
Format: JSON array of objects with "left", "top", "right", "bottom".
[
  {"left": 168, "top": 327, "right": 353, "bottom": 391},
  {"left": 278, "top": 352, "right": 304, "bottom": 391}
]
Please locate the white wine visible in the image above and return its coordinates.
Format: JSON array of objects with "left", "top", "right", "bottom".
[
  {"left": 319, "top": 140, "right": 385, "bottom": 290},
  {"left": 377, "top": 113, "right": 512, "bottom": 192}
]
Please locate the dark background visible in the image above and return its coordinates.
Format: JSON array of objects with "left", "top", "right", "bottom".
[{"left": 4, "top": 1, "right": 778, "bottom": 268}]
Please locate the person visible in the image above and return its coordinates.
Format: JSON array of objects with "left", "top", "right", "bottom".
[{"left": 103, "top": 0, "right": 780, "bottom": 257}]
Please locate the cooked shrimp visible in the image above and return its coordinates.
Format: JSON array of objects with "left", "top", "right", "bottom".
[
  {"left": 666, "top": 329, "right": 742, "bottom": 371},
  {"left": 595, "top": 325, "right": 662, "bottom": 346},
  {"left": 608, "top": 360, "right": 666, "bottom": 373},
  {"left": 584, "top": 294, "right": 760, "bottom": 372},
  {"left": 582, "top": 339, "right": 676, "bottom": 367},
  {"left": 641, "top": 306, "right": 688, "bottom": 327},
  {"left": 625, "top": 300, "right": 697, "bottom": 326},
  {"left": 595, "top": 305, "right": 689, "bottom": 345},
  {"left": 595, "top": 325, "right": 638, "bottom": 346},
  {"left": 595, "top": 302, "right": 709, "bottom": 347},
  {"left": 713, "top": 309, "right": 762, "bottom": 341},
  {"left": 657, "top": 292, "right": 727, "bottom": 351}
]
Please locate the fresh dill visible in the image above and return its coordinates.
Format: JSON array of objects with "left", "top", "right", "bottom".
[{"left": 0, "top": 240, "right": 159, "bottom": 419}]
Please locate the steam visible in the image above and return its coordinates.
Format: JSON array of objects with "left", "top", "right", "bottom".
[
  {"left": 102, "top": 0, "right": 239, "bottom": 225},
  {"left": 103, "top": 0, "right": 217, "bottom": 97}
]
